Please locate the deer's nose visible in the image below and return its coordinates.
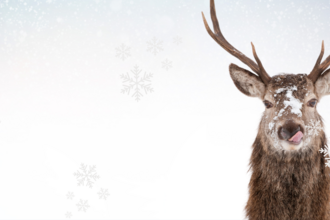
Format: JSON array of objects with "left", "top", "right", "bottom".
[{"left": 278, "top": 124, "right": 302, "bottom": 140}]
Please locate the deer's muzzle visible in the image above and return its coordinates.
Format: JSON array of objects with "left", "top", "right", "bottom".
[{"left": 278, "top": 121, "right": 304, "bottom": 145}]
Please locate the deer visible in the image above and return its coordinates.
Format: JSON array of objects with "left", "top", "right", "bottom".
[{"left": 202, "top": 1, "right": 330, "bottom": 219}]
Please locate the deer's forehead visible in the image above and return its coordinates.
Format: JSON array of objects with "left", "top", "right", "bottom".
[{"left": 265, "top": 74, "right": 313, "bottom": 102}]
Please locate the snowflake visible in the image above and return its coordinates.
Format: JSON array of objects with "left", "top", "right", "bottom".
[
  {"left": 76, "top": 199, "right": 90, "bottom": 212},
  {"left": 305, "top": 119, "right": 322, "bottom": 136},
  {"left": 66, "top": 191, "right": 74, "bottom": 200},
  {"left": 65, "top": 211, "right": 72, "bottom": 218},
  {"left": 320, "top": 146, "right": 329, "bottom": 155},
  {"left": 326, "top": 160, "right": 330, "bottom": 168},
  {"left": 162, "top": 59, "right": 172, "bottom": 71},
  {"left": 319, "top": 145, "right": 330, "bottom": 168},
  {"left": 173, "top": 36, "right": 182, "bottom": 45},
  {"left": 73, "top": 163, "right": 100, "bottom": 188},
  {"left": 98, "top": 188, "right": 110, "bottom": 200},
  {"left": 147, "top": 37, "right": 163, "bottom": 56},
  {"left": 120, "top": 65, "right": 154, "bottom": 102},
  {"left": 46, "top": 0, "right": 52, "bottom": 3},
  {"left": 115, "top": 44, "right": 131, "bottom": 61}
]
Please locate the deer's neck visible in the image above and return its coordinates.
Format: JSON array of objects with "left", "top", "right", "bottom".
[{"left": 245, "top": 135, "right": 330, "bottom": 220}]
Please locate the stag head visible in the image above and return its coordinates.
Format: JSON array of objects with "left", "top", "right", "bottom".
[{"left": 202, "top": 0, "right": 330, "bottom": 156}]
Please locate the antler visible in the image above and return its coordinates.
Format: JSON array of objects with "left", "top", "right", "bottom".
[
  {"left": 201, "top": 0, "right": 271, "bottom": 85},
  {"left": 308, "top": 41, "right": 330, "bottom": 83}
]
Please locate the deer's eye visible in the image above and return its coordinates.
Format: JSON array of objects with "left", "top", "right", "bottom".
[
  {"left": 307, "top": 99, "right": 317, "bottom": 107},
  {"left": 263, "top": 100, "right": 273, "bottom": 109}
]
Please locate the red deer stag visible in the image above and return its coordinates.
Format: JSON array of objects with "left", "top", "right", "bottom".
[{"left": 202, "top": 1, "right": 330, "bottom": 219}]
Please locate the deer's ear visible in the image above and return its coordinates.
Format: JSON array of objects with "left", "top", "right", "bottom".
[
  {"left": 229, "top": 63, "right": 266, "bottom": 99},
  {"left": 315, "top": 69, "right": 330, "bottom": 99}
]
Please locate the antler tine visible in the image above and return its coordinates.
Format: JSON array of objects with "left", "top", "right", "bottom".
[
  {"left": 308, "top": 41, "right": 330, "bottom": 83},
  {"left": 202, "top": 0, "right": 271, "bottom": 85},
  {"left": 209, "top": 0, "right": 221, "bottom": 37},
  {"left": 308, "top": 41, "right": 325, "bottom": 82},
  {"left": 251, "top": 42, "right": 272, "bottom": 84}
]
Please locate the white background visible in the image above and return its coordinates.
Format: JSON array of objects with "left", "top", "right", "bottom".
[{"left": 1, "top": 0, "right": 330, "bottom": 219}]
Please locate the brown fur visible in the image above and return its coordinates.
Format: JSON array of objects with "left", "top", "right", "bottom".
[
  {"left": 244, "top": 74, "right": 330, "bottom": 220},
  {"left": 246, "top": 131, "right": 330, "bottom": 220},
  {"left": 201, "top": 2, "right": 330, "bottom": 218}
]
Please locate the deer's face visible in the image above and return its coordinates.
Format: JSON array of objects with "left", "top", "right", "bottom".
[
  {"left": 262, "top": 74, "right": 320, "bottom": 151},
  {"left": 202, "top": 0, "right": 330, "bottom": 154},
  {"left": 230, "top": 64, "right": 330, "bottom": 153}
]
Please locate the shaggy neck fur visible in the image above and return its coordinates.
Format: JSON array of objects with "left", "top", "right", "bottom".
[{"left": 245, "top": 132, "right": 330, "bottom": 220}]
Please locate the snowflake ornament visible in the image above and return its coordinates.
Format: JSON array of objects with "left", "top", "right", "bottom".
[
  {"left": 65, "top": 211, "right": 72, "bottom": 218},
  {"left": 326, "top": 160, "right": 330, "bottom": 168},
  {"left": 147, "top": 37, "right": 163, "bottom": 56},
  {"left": 319, "top": 145, "right": 330, "bottom": 168},
  {"left": 73, "top": 163, "right": 100, "bottom": 188},
  {"left": 120, "top": 65, "right": 154, "bottom": 102},
  {"left": 173, "top": 36, "right": 182, "bottom": 45},
  {"left": 66, "top": 191, "right": 74, "bottom": 200},
  {"left": 98, "top": 188, "right": 110, "bottom": 200},
  {"left": 115, "top": 44, "right": 131, "bottom": 61},
  {"left": 306, "top": 119, "right": 322, "bottom": 136},
  {"left": 162, "top": 59, "right": 172, "bottom": 71},
  {"left": 319, "top": 146, "right": 329, "bottom": 155},
  {"left": 76, "top": 199, "right": 90, "bottom": 212}
]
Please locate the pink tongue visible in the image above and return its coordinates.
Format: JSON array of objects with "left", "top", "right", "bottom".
[{"left": 288, "top": 131, "right": 303, "bottom": 143}]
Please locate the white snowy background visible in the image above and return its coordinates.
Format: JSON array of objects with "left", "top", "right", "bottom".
[{"left": 1, "top": 0, "right": 330, "bottom": 219}]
